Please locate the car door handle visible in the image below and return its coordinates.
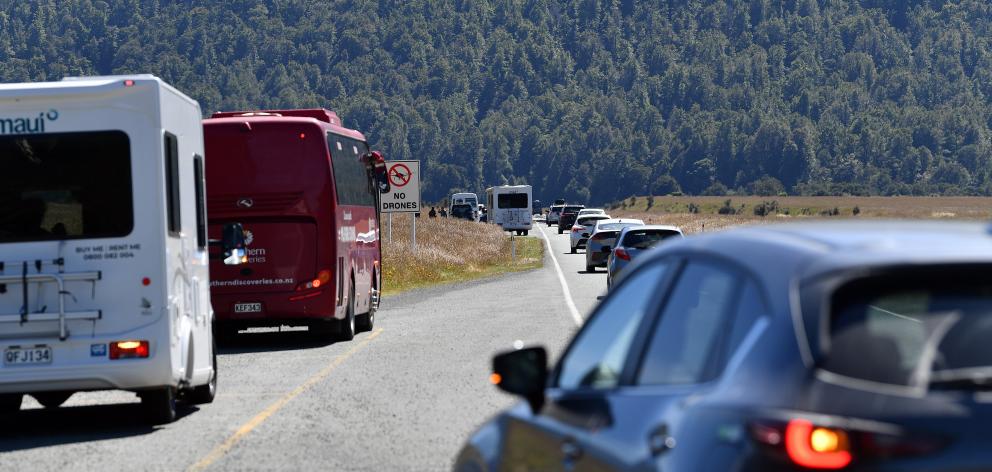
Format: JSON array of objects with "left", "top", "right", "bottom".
[
  {"left": 648, "top": 424, "right": 676, "bottom": 456},
  {"left": 561, "top": 437, "right": 583, "bottom": 462}
]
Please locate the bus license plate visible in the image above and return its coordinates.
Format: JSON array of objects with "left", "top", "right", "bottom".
[
  {"left": 4, "top": 346, "right": 52, "bottom": 366},
  {"left": 234, "top": 303, "right": 262, "bottom": 313}
]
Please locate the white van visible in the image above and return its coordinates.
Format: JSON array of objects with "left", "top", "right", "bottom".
[
  {"left": 0, "top": 75, "right": 245, "bottom": 423},
  {"left": 485, "top": 185, "right": 532, "bottom": 235},
  {"left": 450, "top": 192, "right": 479, "bottom": 220}
]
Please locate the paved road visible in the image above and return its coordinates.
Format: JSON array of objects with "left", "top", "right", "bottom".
[{"left": 0, "top": 221, "right": 606, "bottom": 471}]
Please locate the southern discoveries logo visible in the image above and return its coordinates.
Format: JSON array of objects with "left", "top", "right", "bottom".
[{"left": 0, "top": 109, "right": 59, "bottom": 134}]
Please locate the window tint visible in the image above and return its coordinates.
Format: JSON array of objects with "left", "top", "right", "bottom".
[
  {"left": 193, "top": 155, "right": 207, "bottom": 249},
  {"left": 497, "top": 193, "right": 529, "bottom": 208},
  {"left": 164, "top": 132, "right": 181, "bottom": 236},
  {"left": 726, "top": 280, "right": 767, "bottom": 360},
  {"left": 329, "top": 134, "right": 373, "bottom": 206},
  {"left": 637, "top": 261, "right": 738, "bottom": 385},
  {"left": 621, "top": 230, "right": 682, "bottom": 249},
  {"left": 558, "top": 263, "right": 668, "bottom": 390},
  {"left": 0, "top": 131, "right": 133, "bottom": 243}
]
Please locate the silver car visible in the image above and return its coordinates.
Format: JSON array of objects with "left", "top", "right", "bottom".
[
  {"left": 569, "top": 214, "right": 611, "bottom": 253},
  {"left": 607, "top": 225, "right": 683, "bottom": 288},
  {"left": 584, "top": 218, "right": 644, "bottom": 272}
]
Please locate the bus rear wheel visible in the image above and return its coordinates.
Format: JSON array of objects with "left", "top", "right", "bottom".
[
  {"left": 0, "top": 394, "right": 22, "bottom": 414},
  {"left": 33, "top": 391, "right": 73, "bottom": 408},
  {"left": 338, "top": 281, "right": 356, "bottom": 341}
]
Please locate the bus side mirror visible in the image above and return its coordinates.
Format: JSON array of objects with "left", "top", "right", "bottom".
[
  {"left": 210, "top": 223, "right": 248, "bottom": 265},
  {"left": 366, "top": 150, "right": 390, "bottom": 193}
]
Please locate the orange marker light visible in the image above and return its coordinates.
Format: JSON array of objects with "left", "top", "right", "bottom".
[{"left": 489, "top": 373, "right": 502, "bottom": 385}]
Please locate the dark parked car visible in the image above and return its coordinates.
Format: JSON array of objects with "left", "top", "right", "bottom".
[
  {"left": 456, "top": 221, "right": 992, "bottom": 472},
  {"left": 451, "top": 203, "right": 475, "bottom": 221},
  {"left": 584, "top": 218, "right": 643, "bottom": 271},
  {"left": 556, "top": 205, "right": 586, "bottom": 234},
  {"left": 607, "top": 225, "right": 683, "bottom": 288}
]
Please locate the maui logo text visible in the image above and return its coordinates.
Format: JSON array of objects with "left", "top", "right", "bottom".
[{"left": 0, "top": 110, "right": 59, "bottom": 134}]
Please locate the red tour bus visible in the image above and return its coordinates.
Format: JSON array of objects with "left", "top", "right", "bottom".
[{"left": 204, "top": 109, "right": 388, "bottom": 341}]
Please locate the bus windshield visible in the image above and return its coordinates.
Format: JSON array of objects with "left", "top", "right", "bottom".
[{"left": 0, "top": 131, "right": 133, "bottom": 243}]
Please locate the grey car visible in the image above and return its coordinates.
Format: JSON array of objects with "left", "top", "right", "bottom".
[
  {"left": 606, "top": 225, "right": 683, "bottom": 288},
  {"left": 584, "top": 218, "right": 643, "bottom": 272},
  {"left": 456, "top": 220, "right": 992, "bottom": 472}
]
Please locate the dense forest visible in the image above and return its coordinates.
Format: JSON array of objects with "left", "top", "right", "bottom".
[{"left": 2, "top": 0, "right": 992, "bottom": 202}]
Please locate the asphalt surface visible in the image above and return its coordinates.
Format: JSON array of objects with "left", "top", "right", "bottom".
[{"left": 0, "top": 221, "right": 606, "bottom": 471}]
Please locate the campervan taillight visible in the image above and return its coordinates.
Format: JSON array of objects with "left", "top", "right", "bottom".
[{"left": 110, "top": 340, "right": 149, "bottom": 359}]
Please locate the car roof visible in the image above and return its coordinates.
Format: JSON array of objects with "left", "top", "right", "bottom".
[
  {"left": 578, "top": 208, "right": 604, "bottom": 212},
  {"left": 596, "top": 218, "right": 644, "bottom": 226},
  {"left": 646, "top": 220, "right": 992, "bottom": 282}
]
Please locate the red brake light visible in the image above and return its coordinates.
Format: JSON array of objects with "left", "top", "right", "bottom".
[
  {"left": 571, "top": 225, "right": 583, "bottom": 233},
  {"left": 784, "top": 420, "right": 852, "bottom": 469},
  {"left": 296, "top": 269, "right": 332, "bottom": 292},
  {"left": 110, "top": 340, "right": 149, "bottom": 359},
  {"left": 123, "top": 79, "right": 135, "bottom": 87},
  {"left": 614, "top": 247, "right": 631, "bottom": 261}
]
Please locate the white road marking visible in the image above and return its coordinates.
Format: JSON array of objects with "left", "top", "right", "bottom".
[{"left": 537, "top": 223, "right": 583, "bottom": 326}]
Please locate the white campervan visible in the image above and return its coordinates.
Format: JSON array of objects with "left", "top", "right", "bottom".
[
  {"left": 485, "top": 185, "right": 533, "bottom": 235},
  {"left": 0, "top": 75, "right": 244, "bottom": 423}
]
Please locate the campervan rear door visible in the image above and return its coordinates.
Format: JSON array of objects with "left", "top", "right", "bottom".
[{"left": 0, "top": 80, "right": 166, "bottom": 341}]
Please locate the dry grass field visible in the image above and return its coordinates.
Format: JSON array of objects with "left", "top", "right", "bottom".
[
  {"left": 606, "top": 195, "right": 992, "bottom": 235},
  {"left": 381, "top": 213, "right": 543, "bottom": 294}
]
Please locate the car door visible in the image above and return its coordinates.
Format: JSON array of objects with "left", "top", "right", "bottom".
[
  {"left": 565, "top": 258, "right": 752, "bottom": 471},
  {"left": 498, "top": 261, "right": 673, "bottom": 471}
]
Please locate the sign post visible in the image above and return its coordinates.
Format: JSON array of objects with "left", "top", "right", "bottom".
[{"left": 380, "top": 160, "right": 421, "bottom": 251}]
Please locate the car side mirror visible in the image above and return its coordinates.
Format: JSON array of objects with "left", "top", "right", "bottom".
[
  {"left": 492, "top": 346, "right": 547, "bottom": 414},
  {"left": 210, "top": 223, "right": 248, "bottom": 265}
]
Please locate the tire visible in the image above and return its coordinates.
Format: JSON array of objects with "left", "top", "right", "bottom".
[
  {"left": 338, "top": 281, "right": 356, "bottom": 341},
  {"left": 33, "top": 391, "right": 73, "bottom": 408},
  {"left": 357, "top": 274, "right": 377, "bottom": 333},
  {"left": 0, "top": 393, "right": 22, "bottom": 414},
  {"left": 558, "top": 227, "right": 563, "bottom": 234},
  {"left": 570, "top": 246, "right": 576, "bottom": 254},
  {"left": 187, "top": 338, "right": 217, "bottom": 405},
  {"left": 141, "top": 387, "right": 177, "bottom": 424},
  {"left": 524, "top": 230, "right": 529, "bottom": 236},
  {"left": 586, "top": 265, "right": 595, "bottom": 272}
]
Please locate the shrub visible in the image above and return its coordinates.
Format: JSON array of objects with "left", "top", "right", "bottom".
[
  {"left": 753, "top": 200, "right": 779, "bottom": 217},
  {"left": 853, "top": 206, "right": 860, "bottom": 216},
  {"left": 718, "top": 199, "right": 737, "bottom": 215},
  {"left": 687, "top": 203, "right": 700, "bottom": 214},
  {"left": 646, "top": 195, "right": 655, "bottom": 210}
]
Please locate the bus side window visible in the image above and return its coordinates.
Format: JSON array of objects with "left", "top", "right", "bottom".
[
  {"left": 193, "top": 155, "right": 207, "bottom": 249},
  {"left": 164, "top": 132, "right": 181, "bottom": 236}
]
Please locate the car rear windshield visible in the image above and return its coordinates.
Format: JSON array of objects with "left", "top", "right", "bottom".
[
  {"left": 497, "top": 193, "right": 528, "bottom": 208},
  {"left": 622, "top": 230, "right": 681, "bottom": 249},
  {"left": 0, "top": 131, "right": 133, "bottom": 243},
  {"left": 598, "top": 223, "right": 638, "bottom": 232},
  {"left": 563, "top": 206, "right": 584, "bottom": 212},
  {"left": 823, "top": 271, "right": 992, "bottom": 386}
]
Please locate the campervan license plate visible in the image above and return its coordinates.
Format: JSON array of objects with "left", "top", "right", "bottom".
[
  {"left": 4, "top": 346, "right": 52, "bottom": 366},
  {"left": 234, "top": 303, "right": 262, "bottom": 313}
]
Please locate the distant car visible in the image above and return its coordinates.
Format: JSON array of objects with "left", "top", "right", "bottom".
[
  {"left": 450, "top": 203, "right": 475, "bottom": 221},
  {"left": 569, "top": 214, "right": 611, "bottom": 253},
  {"left": 557, "top": 205, "right": 586, "bottom": 234},
  {"left": 584, "top": 218, "right": 644, "bottom": 271},
  {"left": 576, "top": 208, "right": 606, "bottom": 218},
  {"left": 547, "top": 205, "right": 564, "bottom": 226},
  {"left": 457, "top": 221, "right": 992, "bottom": 472},
  {"left": 606, "top": 225, "right": 682, "bottom": 288}
]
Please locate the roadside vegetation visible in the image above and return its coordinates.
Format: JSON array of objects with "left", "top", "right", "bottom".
[
  {"left": 381, "top": 214, "right": 543, "bottom": 295},
  {"left": 607, "top": 195, "right": 992, "bottom": 235}
]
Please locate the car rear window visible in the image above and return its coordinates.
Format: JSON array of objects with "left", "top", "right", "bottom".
[
  {"left": 622, "top": 230, "right": 682, "bottom": 249},
  {"left": 578, "top": 216, "right": 608, "bottom": 225},
  {"left": 823, "top": 271, "right": 992, "bottom": 386},
  {"left": 564, "top": 206, "right": 584, "bottom": 212}
]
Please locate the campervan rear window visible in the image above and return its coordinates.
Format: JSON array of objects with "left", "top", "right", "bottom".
[
  {"left": 497, "top": 193, "right": 528, "bottom": 208},
  {"left": 0, "top": 131, "right": 133, "bottom": 243}
]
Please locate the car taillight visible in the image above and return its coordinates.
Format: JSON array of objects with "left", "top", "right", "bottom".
[
  {"left": 751, "top": 418, "right": 945, "bottom": 469},
  {"left": 296, "top": 269, "right": 332, "bottom": 291},
  {"left": 614, "top": 247, "right": 631, "bottom": 261},
  {"left": 571, "top": 225, "right": 583, "bottom": 233},
  {"left": 110, "top": 340, "right": 149, "bottom": 359}
]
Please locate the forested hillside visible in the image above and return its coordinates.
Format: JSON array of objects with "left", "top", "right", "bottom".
[{"left": 2, "top": 0, "right": 992, "bottom": 202}]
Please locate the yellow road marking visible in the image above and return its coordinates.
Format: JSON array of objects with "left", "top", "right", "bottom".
[{"left": 188, "top": 328, "right": 384, "bottom": 472}]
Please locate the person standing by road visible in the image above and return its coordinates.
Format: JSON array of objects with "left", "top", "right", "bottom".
[{"left": 440, "top": 207, "right": 448, "bottom": 218}]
